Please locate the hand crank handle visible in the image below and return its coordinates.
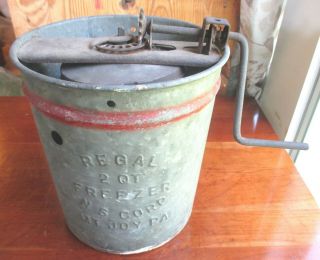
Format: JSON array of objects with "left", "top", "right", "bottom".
[{"left": 229, "top": 32, "right": 309, "bottom": 150}]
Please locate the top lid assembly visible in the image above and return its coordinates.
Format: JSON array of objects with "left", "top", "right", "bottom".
[
  {"left": 17, "top": 9, "right": 230, "bottom": 85},
  {"left": 17, "top": 9, "right": 230, "bottom": 68}
]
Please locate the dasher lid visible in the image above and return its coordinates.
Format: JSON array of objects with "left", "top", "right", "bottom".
[
  {"left": 61, "top": 64, "right": 185, "bottom": 85},
  {"left": 15, "top": 9, "right": 230, "bottom": 89}
]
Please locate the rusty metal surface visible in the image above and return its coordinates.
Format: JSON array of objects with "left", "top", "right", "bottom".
[
  {"left": 17, "top": 37, "right": 221, "bottom": 67},
  {"left": 198, "top": 17, "right": 230, "bottom": 54}
]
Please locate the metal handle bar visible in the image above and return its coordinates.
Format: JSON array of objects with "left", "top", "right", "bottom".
[{"left": 229, "top": 32, "right": 308, "bottom": 150}]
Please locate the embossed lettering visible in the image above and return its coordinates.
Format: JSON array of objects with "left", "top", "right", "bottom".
[
  {"left": 149, "top": 213, "right": 169, "bottom": 226},
  {"left": 101, "top": 189, "right": 112, "bottom": 199},
  {"left": 95, "top": 154, "right": 108, "bottom": 166},
  {"left": 146, "top": 203, "right": 157, "bottom": 213},
  {"left": 81, "top": 213, "right": 99, "bottom": 226},
  {"left": 80, "top": 156, "right": 94, "bottom": 167},
  {"left": 79, "top": 198, "right": 90, "bottom": 209},
  {"left": 116, "top": 190, "right": 144, "bottom": 200},
  {"left": 78, "top": 153, "right": 158, "bottom": 169},
  {"left": 148, "top": 186, "right": 159, "bottom": 196},
  {"left": 85, "top": 186, "right": 97, "bottom": 197},
  {"left": 98, "top": 207, "right": 109, "bottom": 216},
  {"left": 119, "top": 210, "right": 130, "bottom": 220},
  {"left": 133, "top": 155, "right": 144, "bottom": 167},
  {"left": 118, "top": 174, "right": 129, "bottom": 184},
  {"left": 160, "top": 213, "right": 169, "bottom": 222},
  {"left": 161, "top": 168, "right": 168, "bottom": 176},
  {"left": 117, "top": 174, "right": 144, "bottom": 184},
  {"left": 156, "top": 197, "right": 166, "bottom": 206},
  {"left": 133, "top": 209, "right": 143, "bottom": 217},
  {"left": 116, "top": 190, "right": 128, "bottom": 200},
  {"left": 120, "top": 222, "right": 129, "bottom": 230},
  {"left": 115, "top": 154, "right": 127, "bottom": 165},
  {"left": 106, "top": 221, "right": 141, "bottom": 230},
  {"left": 99, "top": 173, "right": 110, "bottom": 184},
  {"left": 134, "top": 189, "right": 143, "bottom": 199},
  {"left": 71, "top": 182, "right": 168, "bottom": 201},
  {"left": 81, "top": 213, "right": 91, "bottom": 224},
  {"left": 148, "top": 156, "right": 157, "bottom": 167},
  {"left": 131, "top": 174, "right": 144, "bottom": 183},
  {"left": 162, "top": 183, "right": 170, "bottom": 192},
  {"left": 108, "top": 221, "right": 116, "bottom": 230},
  {"left": 73, "top": 182, "right": 82, "bottom": 192},
  {"left": 92, "top": 218, "right": 100, "bottom": 227},
  {"left": 132, "top": 221, "right": 141, "bottom": 229},
  {"left": 148, "top": 183, "right": 170, "bottom": 196},
  {"left": 149, "top": 217, "right": 157, "bottom": 226}
]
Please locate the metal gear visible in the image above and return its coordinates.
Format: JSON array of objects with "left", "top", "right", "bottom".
[
  {"left": 138, "top": 8, "right": 147, "bottom": 44},
  {"left": 94, "top": 8, "right": 147, "bottom": 53}
]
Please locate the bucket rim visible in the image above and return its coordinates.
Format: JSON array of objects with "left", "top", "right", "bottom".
[{"left": 10, "top": 14, "right": 230, "bottom": 92}]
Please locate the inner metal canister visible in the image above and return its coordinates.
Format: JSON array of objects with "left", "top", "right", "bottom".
[{"left": 10, "top": 14, "right": 229, "bottom": 254}]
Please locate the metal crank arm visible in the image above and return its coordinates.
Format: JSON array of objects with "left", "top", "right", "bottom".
[{"left": 229, "top": 32, "right": 309, "bottom": 150}]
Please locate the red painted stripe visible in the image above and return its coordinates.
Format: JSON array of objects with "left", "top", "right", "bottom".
[{"left": 24, "top": 78, "right": 220, "bottom": 130}]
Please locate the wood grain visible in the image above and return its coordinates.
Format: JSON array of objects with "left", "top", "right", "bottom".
[
  {"left": 7, "top": 0, "right": 240, "bottom": 36},
  {"left": 0, "top": 14, "right": 16, "bottom": 71},
  {"left": 0, "top": 95, "right": 320, "bottom": 259}
]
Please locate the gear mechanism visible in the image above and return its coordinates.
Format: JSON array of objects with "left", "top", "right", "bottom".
[{"left": 94, "top": 9, "right": 148, "bottom": 53}]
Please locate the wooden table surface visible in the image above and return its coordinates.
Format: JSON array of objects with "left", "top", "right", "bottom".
[{"left": 0, "top": 96, "right": 320, "bottom": 260}]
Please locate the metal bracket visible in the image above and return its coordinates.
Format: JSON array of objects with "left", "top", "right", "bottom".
[
  {"left": 198, "top": 17, "right": 230, "bottom": 54},
  {"left": 93, "top": 10, "right": 230, "bottom": 56}
]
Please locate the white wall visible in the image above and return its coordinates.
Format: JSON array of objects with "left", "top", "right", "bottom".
[
  {"left": 295, "top": 86, "right": 320, "bottom": 206},
  {"left": 259, "top": 0, "right": 320, "bottom": 140}
]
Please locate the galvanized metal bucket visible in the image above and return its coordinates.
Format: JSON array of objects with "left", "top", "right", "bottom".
[{"left": 10, "top": 14, "right": 307, "bottom": 254}]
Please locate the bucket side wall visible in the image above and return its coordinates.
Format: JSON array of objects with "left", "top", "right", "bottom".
[
  {"left": 23, "top": 70, "right": 220, "bottom": 112},
  {"left": 31, "top": 91, "right": 216, "bottom": 253}
]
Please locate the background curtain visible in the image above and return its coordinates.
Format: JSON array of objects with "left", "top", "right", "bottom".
[{"left": 228, "top": 0, "right": 288, "bottom": 99}]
